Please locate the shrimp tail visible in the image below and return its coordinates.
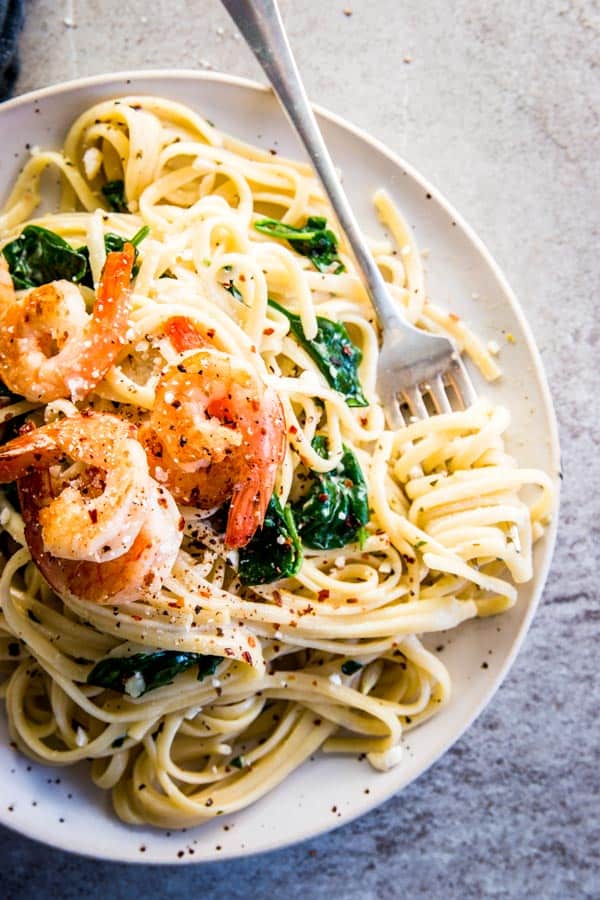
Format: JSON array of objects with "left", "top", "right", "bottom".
[
  {"left": 225, "top": 472, "right": 265, "bottom": 549},
  {"left": 63, "top": 243, "right": 135, "bottom": 402}
]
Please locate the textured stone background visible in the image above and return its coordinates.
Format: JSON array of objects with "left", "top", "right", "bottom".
[{"left": 2, "top": 0, "right": 599, "bottom": 897}]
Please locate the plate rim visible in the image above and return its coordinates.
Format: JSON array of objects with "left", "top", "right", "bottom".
[{"left": 0, "top": 68, "right": 560, "bottom": 862}]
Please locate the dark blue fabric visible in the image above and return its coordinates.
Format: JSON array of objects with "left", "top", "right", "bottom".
[{"left": 0, "top": 0, "right": 24, "bottom": 100}]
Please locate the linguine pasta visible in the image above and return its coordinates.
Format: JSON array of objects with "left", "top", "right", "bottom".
[{"left": 0, "top": 96, "right": 554, "bottom": 828}]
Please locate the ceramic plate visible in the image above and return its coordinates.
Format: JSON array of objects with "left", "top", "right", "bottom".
[{"left": 0, "top": 71, "right": 559, "bottom": 863}]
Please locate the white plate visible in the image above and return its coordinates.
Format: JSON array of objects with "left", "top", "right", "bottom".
[{"left": 0, "top": 70, "right": 559, "bottom": 863}]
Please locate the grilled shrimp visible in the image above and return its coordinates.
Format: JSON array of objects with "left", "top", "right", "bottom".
[
  {"left": 0, "top": 244, "right": 134, "bottom": 403},
  {"left": 0, "top": 412, "right": 183, "bottom": 604},
  {"left": 140, "top": 318, "right": 286, "bottom": 548},
  {"left": 18, "top": 469, "right": 182, "bottom": 605}
]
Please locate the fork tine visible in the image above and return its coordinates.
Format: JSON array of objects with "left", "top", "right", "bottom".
[
  {"left": 380, "top": 385, "right": 405, "bottom": 429},
  {"left": 448, "top": 356, "right": 478, "bottom": 408},
  {"left": 403, "top": 386, "right": 429, "bottom": 420},
  {"left": 428, "top": 375, "right": 452, "bottom": 414}
]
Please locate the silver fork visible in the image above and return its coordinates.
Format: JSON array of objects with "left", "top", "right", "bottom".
[{"left": 221, "top": 0, "right": 477, "bottom": 426}]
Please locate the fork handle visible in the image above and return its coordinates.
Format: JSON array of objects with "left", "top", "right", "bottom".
[{"left": 220, "top": 0, "right": 404, "bottom": 328}]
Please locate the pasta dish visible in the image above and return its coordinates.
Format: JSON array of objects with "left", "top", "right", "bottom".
[{"left": 0, "top": 96, "right": 554, "bottom": 828}]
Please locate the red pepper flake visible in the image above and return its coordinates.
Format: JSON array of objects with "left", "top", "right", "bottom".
[
  {"left": 132, "top": 615, "right": 143, "bottom": 622},
  {"left": 346, "top": 597, "right": 358, "bottom": 604},
  {"left": 88, "top": 508, "right": 98, "bottom": 524},
  {"left": 448, "top": 312, "right": 460, "bottom": 322},
  {"left": 317, "top": 589, "right": 330, "bottom": 602},
  {"left": 272, "top": 590, "right": 283, "bottom": 607},
  {"left": 289, "top": 424, "right": 298, "bottom": 434},
  {"left": 248, "top": 636, "right": 256, "bottom": 648},
  {"left": 263, "top": 327, "right": 275, "bottom": 336},
  {"left": 318, "top": 492, "right": 328, "bottom": 502},
  {"left": 224, "top": 648, "right": 235, "bottom": 656},
  {"left": 242, "top": 651, "right": 253, "bottom": 665}
]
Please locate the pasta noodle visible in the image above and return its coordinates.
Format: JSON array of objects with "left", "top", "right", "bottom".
[{"left": 0, "top": 96, "right": 554, "bottom": 828}]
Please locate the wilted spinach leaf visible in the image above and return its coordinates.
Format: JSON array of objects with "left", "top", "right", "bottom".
[
  {"left": 254, "top": 215, "right": 345, "bottom": 273},
  {"left": 2, "top": 224, "right": 149, "bottom": 290},
  {"left": 341, "top": 660, "right": 363, "bottom": 675},
  {"left": 87, "top": 651, "right": 221, "bottom": 697},
  {"left": 293, "top": 436, "right": 369, "bottom": 551},
  {"left": 79, "top": 225, "right": 150, "bottom": 287},
  {"left": 238, "top": 494, "right": 303, "bottom": 586},
  {"left": 101, "top": 179, "right": 128, "bottom": 213},
  {"left": 268, "top": 298, "right": 367, "bottom": 407},
  {"left": 2, "top": 225, "right": 89, "bottom": 289}
]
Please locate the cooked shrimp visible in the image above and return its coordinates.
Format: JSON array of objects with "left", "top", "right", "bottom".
[
  {"left": 140, "top": 329, "right": 286, "bottom": 548},
  {"left": 18, "top": 468, "right": 183, "bottom": 605},
  {"left": 0, "top": 244, "right": 134, "bottom": 403},
  {"left": 0, "top": 411, "right": 183, "bottom": 603},
  {"left": 0, "top": 412, "right": 152, "bottom": 563}
]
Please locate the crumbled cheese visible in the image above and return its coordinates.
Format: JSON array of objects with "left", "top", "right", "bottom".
[
  {"left": 184, "top": 706, "right": 201, "bottom": 720},
  {"left": 368, "top": 744, "right": 403, "bottom": 771},
  {"left": 487, "top": 339, "right": 500, "bottom": 355},
  {"left": 212, "top": 678, "right": 221, "bottom": 688},
  {"left": 334, "top": 556, "right": 346, "bottom": 568},
  {"left": 124, "top": 671, "right": 146, "bottom": 698},
  {"left": 0, "top": 508, "right": 10, "bottom": 526},
  {"left": 379, "top": 562, "right": 392, "bottom": 574},
  {"left": 82, "top": 146, "right": 103, "bottom": 180},
  {"left": 329, "top": 673, "right": 342, "bottom": 686},
  {"left": 273, "top": 631, "right": 283, "bottom": 640},
  {"left": 75, "top": 726, "right": 88, "bottom": 747},
  {"left": 400, "top": 244, "right": 411, "bottom": 257},
  {"left": 217, "top": 743, "right": 231, "bottom": 755}
]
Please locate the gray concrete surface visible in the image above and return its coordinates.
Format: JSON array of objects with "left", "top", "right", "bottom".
[{"left": 2, "top": 0, "right": 599, "bottom": 897}]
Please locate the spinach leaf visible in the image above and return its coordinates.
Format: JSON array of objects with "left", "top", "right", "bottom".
[
  {"left": 268, "top": 299, "right": 368, "bottom": 407},
  {"left": 254, "top": 215, "right": 345, "bottom": 273},
  {"left": 224, "top": 280, "right": 243, "bottom": 301},
  {"left": 87, "top": 651, "right": 221, "bottom": 697},
  {"left": 238, "top": 493, "right": 303, "bottom": 586},
  {"left": 102, "top": 179, "right": 128, "bottom": 212},
  {"left": 341, "top": 660, "right": 363, "bottom": 675},
  {"left": 79, "top": 225, "right": 150, "bottom": 287},
  {"left": 2, "top": 225, "right": 89, "bottom": 289},
  {"left": 293, "top": 436, "right": 369, "bottom": 551},
  {"left": 2, "top": 224, "right": 150, "bottom": 291}
]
